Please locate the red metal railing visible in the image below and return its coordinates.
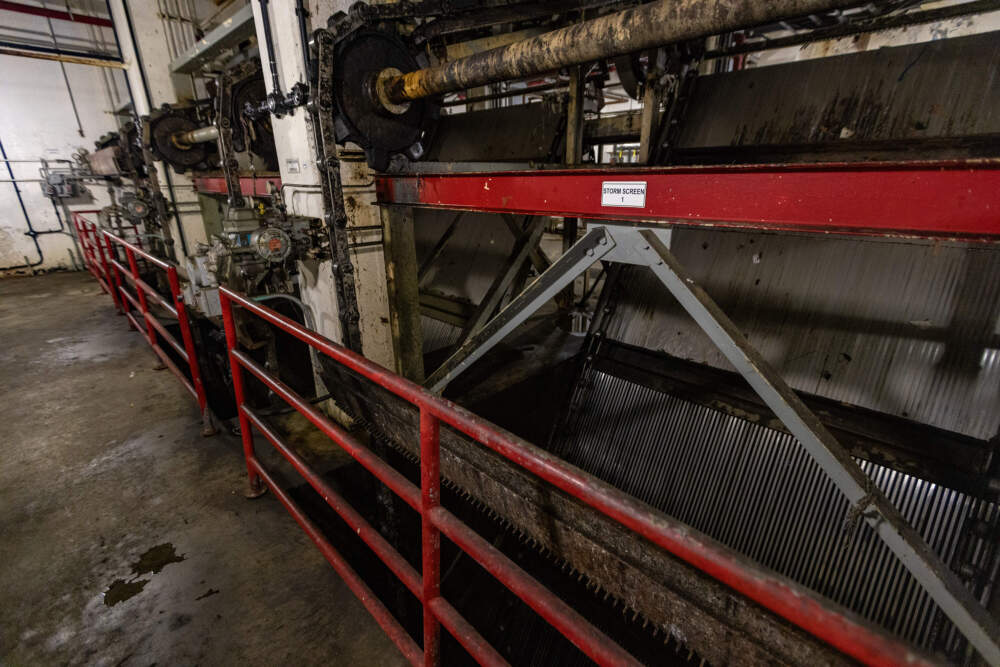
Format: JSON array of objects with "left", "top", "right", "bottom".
[
  {"left": 72, "top": 210, "right": 118, "bottom": 308},
  {"left": 220, "top": 285, "right": 930, "bottom": 667},
  {"left": 73, "top": 212, "right": 211, "bottom": 430}
]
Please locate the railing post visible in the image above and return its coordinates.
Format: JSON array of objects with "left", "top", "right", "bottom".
[
  {"left": 102, "top": 232, "right": 126, "bottom": 317},
  {"left": 420, "top": 407, "right": 441, "bottom": 666},
  {"left": 220, "top": 291, "right": 266, "bottom": 499},
  {"left": 126, "top": 245, "right": 160, "bottom": 352},
  {"left": 71, "top": 214, "right": 85, "bottom": 270},
  {"left": 167, "top": 266, "right": 216, "bottom": 437},
  {"left": 79, "top": 218, "right": 97, "bottom": 279},
  {"left": 95, "top": 228, "right": 121, "bottom": 313}
]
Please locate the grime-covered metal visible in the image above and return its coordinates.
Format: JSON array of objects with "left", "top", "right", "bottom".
[{"left": 380, "top": 0, "right": 862, "bottom": 105}]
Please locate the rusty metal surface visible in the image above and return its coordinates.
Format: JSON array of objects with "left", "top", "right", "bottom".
[
  {"left": 347, "top": 376, "right": 876, "bottom": 665},
  {"left": 427, "top": 105, "right": 564, "bottom": 162},
  {"left": 383, "top": 0, "right": 862, "bottom": 103},
  {"left": 86, "top": 146, "right": 121, "bottom": 177},
  {"left": 677, "top": 31, "right": 1000, "bottom": 161},
  {"left": 562, "top": 229, "right": 1000, "bottom": 656},
  {"left": 553, "top": 364, "right": 999, "bottom": 655}
]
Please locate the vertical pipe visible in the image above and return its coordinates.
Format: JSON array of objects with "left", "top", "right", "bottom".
[
  {"left": 40, "top": 1, "right": 85, "bottom": 136},
  {"left": 420, "top": 408, "right": 441, "bottom": 666},
  {"left": 294, "top": 0, "right": 311, "bottom": 79},
  {"left": 0, "top": 132, "right": 44, "bottom": 270},
  {"left": 559, "top": 67, "right": 584, "bottom": 307},
  {"left": 256, "top": 0, "right": 282, "bottom": 95},
  {"left": 221, "top": 293, "right": 264, "bottom": 497}
]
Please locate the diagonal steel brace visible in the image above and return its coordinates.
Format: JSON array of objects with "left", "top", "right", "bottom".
[
  {"left": 422, "top": 221, "right": 1000, "bottom": 663},
  {"left": 636, "top": 228, "right": 1000, "bottom": 665},
  {"left": 424, "top": 227, "right": 614, "bottom": 393}
]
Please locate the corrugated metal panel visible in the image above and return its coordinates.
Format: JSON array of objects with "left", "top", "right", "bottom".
[
  {"left": 604, "top": 231, "right": 1000, "bottom": 440},
  {"left": 414, "top": 209, "right": 515, "bottom": 305},
  {"left": 422, "top": 315, "right": 462, "bottom": 354},
  {"left": 554, "top": 369, "right": 999, "bottom": 653},
  {"left": 678, "top": 31, "right": 1000, "bottom": 151}
]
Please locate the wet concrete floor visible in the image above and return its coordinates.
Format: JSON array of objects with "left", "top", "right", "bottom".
[{"left": 0, "top": 272, "right": 406, "bottom": 665}]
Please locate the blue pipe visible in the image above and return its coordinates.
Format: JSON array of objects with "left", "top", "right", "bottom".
[{"left": 0, "top": 132, "right": 44, "bottom": 270}]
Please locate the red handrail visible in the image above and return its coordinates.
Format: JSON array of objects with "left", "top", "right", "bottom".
[
  {"left": 219, "top": 284, "right": 931, "bottom": 667},
  {"left": 72, "top": 210, "right": 117, "bottom": 308},
  {"left": 74, "top": 213, "right": 213, "bottom": 434}
]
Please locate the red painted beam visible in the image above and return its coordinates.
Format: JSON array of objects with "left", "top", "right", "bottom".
[
  {"left": 0, "top": 1, "right": 113, "bottom": 28},
  {"left": 192, "top": 175, "right": 282, "bottom": 197},
  {"left": 375, "top": 160, "right": 1000, "bottom": 241}
]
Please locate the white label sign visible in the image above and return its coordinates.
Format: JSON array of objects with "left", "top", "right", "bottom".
[{"left": 601, "top": 181, "right": 647, "bottom": 208}]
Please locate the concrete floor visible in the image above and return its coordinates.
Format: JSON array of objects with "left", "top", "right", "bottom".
[{"left": 0, "top": 272, "right": 407, "bottom": 666}]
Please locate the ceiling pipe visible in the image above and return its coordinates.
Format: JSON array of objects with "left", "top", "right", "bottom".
[{"left": 378, "top": 0, "right": 860, "bottom": 107}]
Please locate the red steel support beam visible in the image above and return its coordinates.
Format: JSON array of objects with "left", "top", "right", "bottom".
[
  {"left": 375, "top": 160, "right": 1000, "bottom": 241},
  {"left": 0, "top": 1, "right": 113, "bottom": 27}
]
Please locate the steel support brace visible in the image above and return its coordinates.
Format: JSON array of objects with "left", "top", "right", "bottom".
[
  {"left": 424, "top": 227, "right": 614, "bottom": 392},
  {"left": 633, "top": 230, "right": 1000, "bottom": 664},
  {"left": 421, "top": 222, "right": 1000, "bottom": 662},
  {"left": 459, "top": 215, "right": 546, "bottom": 343}
]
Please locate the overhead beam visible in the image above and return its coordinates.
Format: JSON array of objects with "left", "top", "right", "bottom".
[
  {"left": 0, "top": 0, "right": 113, "bottom": 27},
  {"left": 376, "top": 161, "right": 1000, "bottom": 241}
]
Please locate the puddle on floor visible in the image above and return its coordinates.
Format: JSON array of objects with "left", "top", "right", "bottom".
[
  {"left": 102, "top": 543, "right": 186, "bottom": 607},
  {"left": 130, "top": 543, "right": 184, "bottom": 576},
  {"left": 103, "top": 578, "right": 148, "bottom": 606}
]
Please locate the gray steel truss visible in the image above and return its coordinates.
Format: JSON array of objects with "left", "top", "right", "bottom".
[{"left": 423, "top": 222, "right": 1000, "bottom": 664}]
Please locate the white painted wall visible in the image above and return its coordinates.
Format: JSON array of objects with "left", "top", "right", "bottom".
[
  {"left": 0, "top": 5, "right": 128, "bottom": 273},
  {"left": 250, "top": 0, "right": 398, "bottom": 369}
]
